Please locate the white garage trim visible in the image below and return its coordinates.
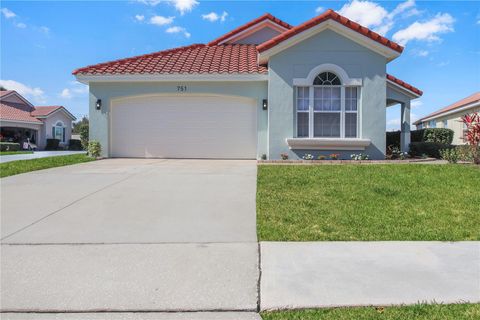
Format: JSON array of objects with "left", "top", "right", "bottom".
[{"left": 109, "top": 94, "right": 258, "bottom": 159}]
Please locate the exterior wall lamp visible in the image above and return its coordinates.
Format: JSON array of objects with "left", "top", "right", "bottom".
[
  {"left": 262, "top": 99, "right": 268, "bottom": 110},
  {"left": 96, "top": 99, "right": 102, "bottom": 110}
]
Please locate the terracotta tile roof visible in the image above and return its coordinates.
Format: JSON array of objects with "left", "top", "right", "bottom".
[
  {"left": 73, "top": 44, "right": 267, "bottom": 75},
  {"left": 386, "top": 74, "right": 423, "bottom": 96},
  {"left": 0, "top": 101, "right": 42, "bottom": 123},
  {"left": 257, "top": 9, "right": 403, "bottom": 54},
  {"left": 31, "top": 106, "right": 64, "bottom": 117},
  {"left": 415, "top": 92, "right": 480, "bottom": 124},
  {"left": 207, "top": 13, "right": 293, "bottom": 46}
]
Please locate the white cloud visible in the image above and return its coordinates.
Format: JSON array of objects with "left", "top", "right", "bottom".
[
  {"left": 437, "top": 60, "right": 450, "bottom": 67},
  {"left": 412, "top": 49, "right": 429, "bottom": 57},
  {"left": 166, "top": 26, "right": 190, "bottom": 38},
  {"left": 411, "top": 100, "right": 423, "bottom": 108},
  {"left": 137, "top": 0, "right": 198, "bottom": 15},
  {"left": 339, "top": 0, "right": 388, "bottom": 29},
  {"left": 59, "top": 83, "right": 88, "bottom": 99},
  {"left": 135, "top": 14, "right": 145, "bottom": 22},
  {"left": 1, "top": 8, "right": 16, "bottom": 19},
  {"left": 338, "top": 0, "right": 418, "bottom": 36},
  {"left": 0, "top": 79, "right": 46, "bottom": 103},
  {"left": 315, "top": 7, "right": 324, "bottom": 14},
  {"left": 149, "top": 15, "right": 174, "bottom": 26},
  {"left": 202, "top": 11, "right": 228, "bottom": 22},
  {"left": 15, "top": 22, "right": 27, "bottom": 28},
  {"left": 392, "top": 13, "right": 454, "bottom": 45},
  {"left": 172, "top": 0, "right": 198, "bottom": 15},
  {"left": 387, "top": 118, "right": 401, "bottom": 126},
  {"left": 60, "top": 88, "right": 72, "bottom": 99}
]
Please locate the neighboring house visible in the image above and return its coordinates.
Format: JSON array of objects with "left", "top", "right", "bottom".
[
  {"left": 414, "top": 92, "right": 480, "bottom": 145},
  {"left": 73, "top": 10, "right": 422, "bottom": 160},
  {"left": 0, "top": 90, "right": 76, "bottom": 150}
]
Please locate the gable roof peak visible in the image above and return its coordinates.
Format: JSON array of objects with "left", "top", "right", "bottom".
[
  {"left": 207, "top": 13, "right": 293, "bottom": 46},
  {"left": 257, "top": 9, "right": 403, "bottom": 61}
]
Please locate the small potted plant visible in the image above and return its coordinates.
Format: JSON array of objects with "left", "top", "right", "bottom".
[
  {"left": 330, "top": 153, "right": 340, "bottom": 160},
  {"left": 280, "top": 153, "right": 289, "bottom": 160}
]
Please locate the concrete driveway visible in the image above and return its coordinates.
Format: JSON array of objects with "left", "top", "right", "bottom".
[{"left": 1, "top": 159, "right": 259, "bottom": 313}]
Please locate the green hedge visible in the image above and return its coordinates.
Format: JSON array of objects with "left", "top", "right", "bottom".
[
  {"left": 409, "top": 142, "right": 453, "bottom": 158},
  {"left": 46, "top": 139, "right": 60, "bottom": 150},
  {"left": 0, "top": 142, "right": 20, "bottom": 152},
  {"left": 68, "top": 139, "right": 83, "bottom": 151}
]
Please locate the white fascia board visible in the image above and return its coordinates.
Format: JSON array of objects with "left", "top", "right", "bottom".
[
  {"left": 258, "top": 20, "right": 401, "bottom": 64},
  {"left": 75, "top": 73, "right": 269, "bottom": 84},
  {"left": 0, "top": 119, "right": 43, "bottom": 126},
  {"left": 218, "top": 20, "right": 288, "bottom": 45},
  {"left": 420, "top": 101, "right": 480, "bottom": 123},
  {"left": 386, "top": 79, "right": 421, "bottom": 99},
  {"left": 286, "top": 138, "right": 371, "bottom": 150}
]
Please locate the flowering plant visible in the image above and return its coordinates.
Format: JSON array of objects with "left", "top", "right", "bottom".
[
  {"left": 302, "top": 153, "right": 314, "bottom": 160},
  {"left": 318, "top": 155, "right": 326, "bottom": 160},
  {"left": 350, "top": 153, "right": 369, "bottom": 161},
  {"left": 462, "top": 112, "right": 480, "bottom": 164},
  {"left": 280, "top": 153, "right": 289, "bottom": 160},
  {"left": 329, "top": 153, "right": 340, "bottom": 160}
]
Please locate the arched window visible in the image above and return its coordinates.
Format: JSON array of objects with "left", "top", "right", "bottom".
[
  {"left": 313, "top": 72, "right": 341, "bottom": 86},
  {"left": 296, "top": 69, "right": 359, "bottom": 139},
  {"left": 53, "top": 121, "right": 66, "bottom": 143}
]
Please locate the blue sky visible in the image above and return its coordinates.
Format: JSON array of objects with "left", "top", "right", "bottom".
[{"left": 1, "top": 0, "right": 479, "bottom": 129}]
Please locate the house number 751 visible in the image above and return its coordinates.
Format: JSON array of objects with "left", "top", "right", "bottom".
[{"left": 177, "top": 85, "right": 187, "bottom": 92}]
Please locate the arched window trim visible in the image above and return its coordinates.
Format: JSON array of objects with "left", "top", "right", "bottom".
[
  {"left": 53, "top": 121, "right": 66, "bottom": 143},
  {"left": 55, "top": 120, "right": 65, "bottom": 127},
  {"left": 293, "top": 63, "right": 362, "bottom": 86}
]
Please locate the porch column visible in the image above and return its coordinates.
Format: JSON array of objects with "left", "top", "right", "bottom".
[{"left": 400, "top": 101, "right": 411, "bottom": 153}]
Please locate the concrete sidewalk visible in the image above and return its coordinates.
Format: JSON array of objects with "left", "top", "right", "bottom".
[
  {"left": 260, "top": 241, "right": 480, "bottom": 310},
  {"left": 0, "top": 151, "right": 85, "bottom": 163}
]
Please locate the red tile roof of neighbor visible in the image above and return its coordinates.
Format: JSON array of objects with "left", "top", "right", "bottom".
[
  {"left": 256, "top": 9, "right": 403, "bottom": 54},
  {"left": 0, "top": 101, "right": 42, "bottom": 123},
  {"left": 415, "top": 92, "right": 480, "bottom": 124},
  {"left": 0, "top": 90, "right": 15, "bottom": 97},
  {"left": 386, "top": 74, "right": 423, "bottom": 96},
  {"left": 207, "top": 13, "right": 293, "bottom": 46},
  {"left": 31, "top": 106, "right": 64, "bottom": 116},
  {"left": 73, "top": 44, "right": 267, "bottom": 75},
  {"left": 73, "top": 10, "right": 418, "bottom": 94}
]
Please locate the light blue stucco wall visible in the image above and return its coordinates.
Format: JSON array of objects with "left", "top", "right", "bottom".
[
  {"left": 89, "top": 81, "right": 268, "bottom": 158},
  {"left": 267, "top": 29, "right": 387, "bottom": 160}
]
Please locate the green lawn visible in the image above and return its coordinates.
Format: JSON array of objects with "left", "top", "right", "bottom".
[
  {"left": 0, "top": 151, "right": 34, "bottom": 155},
  {"left": 257, "top": 164, "right": 480, "bottom": 241},
  {"left": 0, "top": 154, "right": 95, "bottom": 178},
  {"left": 261, "top": 304, "right": 480, "bottom": 320}
]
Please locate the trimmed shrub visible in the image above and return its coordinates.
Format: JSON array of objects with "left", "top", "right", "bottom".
[
  {"left": 68, "top": 139, "right": 83, "bottom": 151},
  {"left": 79, "top": 123, "right": 89, "bottom": 150},
  {"left": 440, "top": 148, "right": 459, "bottom": 163},
  {"left": 0, "top": 142, "right": 20, "bottom": 151},
  {"left": 87, "top": 140, "right": 101, "bottom": 158},
  {"left": 456, "top": 145, "right": 479, "bottom": 162},
  {"left": 411, "top": 129, "right": 425, "bottom": 143},
  {"left": 409, "top": 142, "right": 452, "bottom": 158},
  {"left": 46, "top": 139, "right": 60, "bottom": 150},
  {"left": 423, "top": 128, "right": 454, "bottom": 144}
]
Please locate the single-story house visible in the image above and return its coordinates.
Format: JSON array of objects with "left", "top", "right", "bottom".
[
  {"left": 73, "top": 9, "right": 422, "bottom": 160},
  {"left": 414, "top": 92, "right": 480, "bottom": 145},
  {"left": 0, "top": 90, "right": 76, "bottom": 150}
]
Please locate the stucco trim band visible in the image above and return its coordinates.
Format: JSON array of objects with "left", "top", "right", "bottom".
[{"left": 286, "top": 138, "right": 371, "bottom": 150}]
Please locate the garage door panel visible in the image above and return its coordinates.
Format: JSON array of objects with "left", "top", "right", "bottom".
[{"left": 111, "top": 95, "right": 257, "bottom": 159}]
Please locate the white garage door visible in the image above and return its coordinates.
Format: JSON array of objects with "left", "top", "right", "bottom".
[{"left": 110, "top": 95, "right": 257, "bottom": 159}]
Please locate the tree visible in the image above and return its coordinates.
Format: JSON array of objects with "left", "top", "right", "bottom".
[
  {"left": 73, "top": 116, "right": 89, "bottom": 134},
  {"left": 462, "top": 112, "right": 480, "bottom": 164},
  {"left": 0, "top": 86, "right": 7, "bottom": 91}
]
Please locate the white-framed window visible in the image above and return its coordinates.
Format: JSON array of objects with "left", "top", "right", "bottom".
[
  {"left": 443, "top": 120, "right": 448, "bottom": 128},
  {"left": 428, "top": 120, "right": 436, "bottom": 128},
  {"left": 53, "top": 121, "right": 66, "bottom": 143},
  {"left": 296, "top": 71, "right": 359, "bottom": 138}
]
